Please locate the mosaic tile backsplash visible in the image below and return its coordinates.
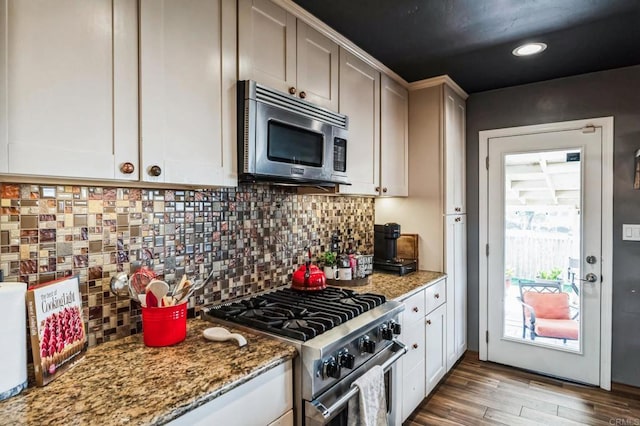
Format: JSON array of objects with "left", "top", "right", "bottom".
[{"left": 0, "top": 183, "right": 374, "bottom": 347}]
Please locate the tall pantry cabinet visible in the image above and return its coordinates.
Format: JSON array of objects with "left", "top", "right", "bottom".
[
  {"left": 442, "top": 84, "right": 467, "bottom": 370},
  {"left": 376, "top": 80, "right": 467, "bottom": 371}
]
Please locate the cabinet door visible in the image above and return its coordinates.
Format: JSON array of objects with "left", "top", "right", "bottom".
[
  {"left": 380, "top": 75, "right": 409, "bottom": 197},
  {"left": 296, "top": 21, "right": 339, "bottom": 111},
  {"left": 444, "top": 84, "right": 466, "bottom": 214},
  {"left": 168, "top": 361, "right": 293, "bottom": 426},
  {"left": 337, "top": 49, "right": 380, "bottom": 195},
  {"left": 402, "top": 360, "right": 426, "bottom": 423},
  {"left": 0, "top": 0, "right": 138, "bottom": 180},
  {"left": 140, "top": 0, "right": 237, "bottom": 186},
  {"left": 403, "top": 315, "right": 426, "bottom": 372},
  {"left": 268, "top": 409, "right": 293, "bottom": 426},
  {"left": 238, "top": 0, "right": 296, "bottom": 94},
  {"left": 445, "top": 215, "right": 467, "bottom": 371},
  {"left": 425, "top": 303, "right": 447, "bottom": 395}
]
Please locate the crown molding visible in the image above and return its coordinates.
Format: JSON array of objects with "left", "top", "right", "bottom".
[
  {"left": 271, "top": 0, "right": 409, "bottom": 89},
  {"left": 270, "top": 1, "right": 470, "bottom": 99},
  {"left": 409, "top": 75, "right": 469, "bottom": 99}
]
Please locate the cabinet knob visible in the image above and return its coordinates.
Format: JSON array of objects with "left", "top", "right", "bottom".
[
  {"left": 288, "top": 87, "right": 297, "bottom": 95},
  {"left": 382, "top": 187, "right": 388, "bottom": 193},
  {"left": 412, "top": 343, "right": 419, "bottom": 349},
  {"left": 455, "top": 207, "right": 461, "bottom": 212},
  {"left": 375, "top": 187, "right": 381, "bottom": 192},
  {"left": 426, "top": 319, "right": 432, "bottom": 325},
  {"left": 120, "top": 162, "right": 135, "bottom": 174},
  {"left": 412, "top": 306, "right": 419, "bottom": 313},
  {"left": 148, "top": 165, "right": 162, "bottom": 177},
  {"left": 299, "top": 91, "right": 307, "bottom": 99},
  {"left": 434, "top": 293, "right": 440, "bottom": 299},
  {"left": 455, "top": 217, "right": 461, "bottom": 222}
]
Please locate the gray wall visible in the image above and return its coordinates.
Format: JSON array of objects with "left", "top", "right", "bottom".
[{"left": 466, "top": 65, "right": 640, "bottom": 387}]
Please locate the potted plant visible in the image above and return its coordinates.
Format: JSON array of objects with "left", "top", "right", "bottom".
[
  {"left": 504, "top": 267, "right": 514, "bottom": 289},
  {"left": 536, "top": 267, "right": 563, "bottom": 283},
  {"left": 319, "top": 252, "right": 337, "bottom": 280}
]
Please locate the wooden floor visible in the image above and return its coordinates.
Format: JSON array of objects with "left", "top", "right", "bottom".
[{"left": 405, "top": 352, "right": 640, "bottom": 426}]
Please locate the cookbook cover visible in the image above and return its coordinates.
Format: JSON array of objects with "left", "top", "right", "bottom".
[{"left": 26, "top": 275, "right": 86, "bottom": 386}]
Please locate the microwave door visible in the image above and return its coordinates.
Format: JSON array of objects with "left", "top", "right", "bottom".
[{"left": 255, "top": 102, "right": 332, "bottom": 182}]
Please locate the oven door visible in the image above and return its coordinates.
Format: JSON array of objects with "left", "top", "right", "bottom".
[
  {"left": 304, "top": 341, "right": 407, "bottom": 426},
  {"left": 254, "top": 100, "right": 336, "bottom": 183}
]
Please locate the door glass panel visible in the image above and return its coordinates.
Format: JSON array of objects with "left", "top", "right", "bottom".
[{"left": 502, "top": 150, "right": 581, "bottom": 351}]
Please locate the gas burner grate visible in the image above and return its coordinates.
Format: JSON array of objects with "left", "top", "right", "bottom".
[{"left": 204, "top": 286, "right": 387, "bottom": 341}]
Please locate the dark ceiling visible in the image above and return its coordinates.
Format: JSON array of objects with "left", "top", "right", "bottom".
[{"left": 292, "top": 0, "right": 640, "bottom": 93}]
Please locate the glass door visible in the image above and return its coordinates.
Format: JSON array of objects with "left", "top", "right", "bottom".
[{"left": 486, "top": 127, "right": 602, "bottom": 385}]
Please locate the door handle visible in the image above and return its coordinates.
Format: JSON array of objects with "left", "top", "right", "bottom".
[{"left": 580, "top": 273, "right": 598, "bottom": 283}]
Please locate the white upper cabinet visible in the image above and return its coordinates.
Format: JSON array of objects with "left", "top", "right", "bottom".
[
  {"left": 380, "top": 75, "right": 409, "bottom": 197},
  {"left": 295, "top": 21, "right": 339, "bottom": 111},
  {"left": 238, "top": 0, "right": 296, "bottom": 94},
  {"left": 0, "top": 0, "right": 138, "bottom": 180},
  {"left": 338, "top": 49, "right": 380, "bottom": 196},
  {"left": 140, "top": 0, "right": 237, "bottom": 186},
  {"left": 444, "top": 84, "right": 466, "bottom": 214},
  {"left": 238, "top": 0, "right": 339, "bottom": 111}
]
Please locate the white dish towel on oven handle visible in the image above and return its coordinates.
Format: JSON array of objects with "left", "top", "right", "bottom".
[{"left": 347, "top": 365, "right": 388, "bottom": 426}]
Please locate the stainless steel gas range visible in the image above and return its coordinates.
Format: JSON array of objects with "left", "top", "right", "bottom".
[{"left": 203, "top": 286, "right": 407, "bottom": 425}]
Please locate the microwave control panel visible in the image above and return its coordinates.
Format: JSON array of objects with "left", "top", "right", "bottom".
[{"left": 333, "top": 138, "right": 347, "bottom": 172}]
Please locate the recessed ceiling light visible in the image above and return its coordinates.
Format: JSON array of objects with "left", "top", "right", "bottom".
[{"left": 512, "top": 42, "right": 547, "bottom": 57}]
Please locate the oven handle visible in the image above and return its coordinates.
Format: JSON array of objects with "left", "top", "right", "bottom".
[{"left": 310, "top": 340, "right": 407, "bottom": 421}]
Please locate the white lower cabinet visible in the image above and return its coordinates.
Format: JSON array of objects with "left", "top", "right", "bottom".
[
  {"left": 402, "top": 360, "right": 425, "bottom": 420},
  {"left": 168, "top": 361, "right": 293, "bottom": 426},
  {"left": 268, "top": 409, "right": 294, "bottom": 426},
  {"left": 396, "top": 278, "right": 447, "bottom": 423},
  {"left": 425, "top": 303, "right": 447, "bottom": 395}
]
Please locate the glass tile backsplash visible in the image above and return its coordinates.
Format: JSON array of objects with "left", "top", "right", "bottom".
[{"left": 0, "top": 183, "right": 374, "bottom": 347}]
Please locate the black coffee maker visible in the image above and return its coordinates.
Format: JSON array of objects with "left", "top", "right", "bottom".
[{"left": 373, "top": 223, "right": 417, "bottom": 276}]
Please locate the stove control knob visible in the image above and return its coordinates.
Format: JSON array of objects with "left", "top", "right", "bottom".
[
  {"left": 390, "top": 320, "right": 401, "bottom": 335},
  {"left": 339, "top": 351, "right": 356, "bottom": 369},
  {"left": 323, "top": 357, "right": 341, "bottom": 379},
  {"left": 380, "top": 325, "right": 393, "bottom": 341},
  {"left": 360, "top": 335, "right": 376, "bottom": 354}
]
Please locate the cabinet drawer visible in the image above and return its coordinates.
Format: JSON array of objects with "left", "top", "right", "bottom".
[
  {"left": 425, "top": 279, "right": 446, "bottom": 313},
  {"left": 402, "top": 360, "right": 426, "bottom": 422},
  {"left": 402, "top": 320, "right": 425, "bottom": 371},
  {"left": 402, "top": 290, "right": 425, "bottom": 324}
]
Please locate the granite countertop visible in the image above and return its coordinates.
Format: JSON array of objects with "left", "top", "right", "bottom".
[
  {"left": 0, "top": 319, "right": 297, "bottom": 426},
  {"left": 0, "top": 272, "right": 441, "bottom": 425},
  {"left": 335, "top": 270, "right": 446, "bottom": 300}
]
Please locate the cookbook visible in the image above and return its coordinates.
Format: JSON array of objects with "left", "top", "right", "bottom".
[{"left": 26, "top": 275, "right": 86, "bottom": 386}]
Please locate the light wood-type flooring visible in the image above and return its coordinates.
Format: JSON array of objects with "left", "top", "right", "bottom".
[{"left": 405, "top": 352, "right": 640, "bottom": 425}]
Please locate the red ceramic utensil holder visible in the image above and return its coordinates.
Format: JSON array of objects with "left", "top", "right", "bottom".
[{"left": 141, "top": 302, "right": 187, "bottom": 347}]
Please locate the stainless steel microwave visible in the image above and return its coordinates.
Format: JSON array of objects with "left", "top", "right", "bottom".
[{"left": 238, "top": 80, "right": 349, "bottom": 186}]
